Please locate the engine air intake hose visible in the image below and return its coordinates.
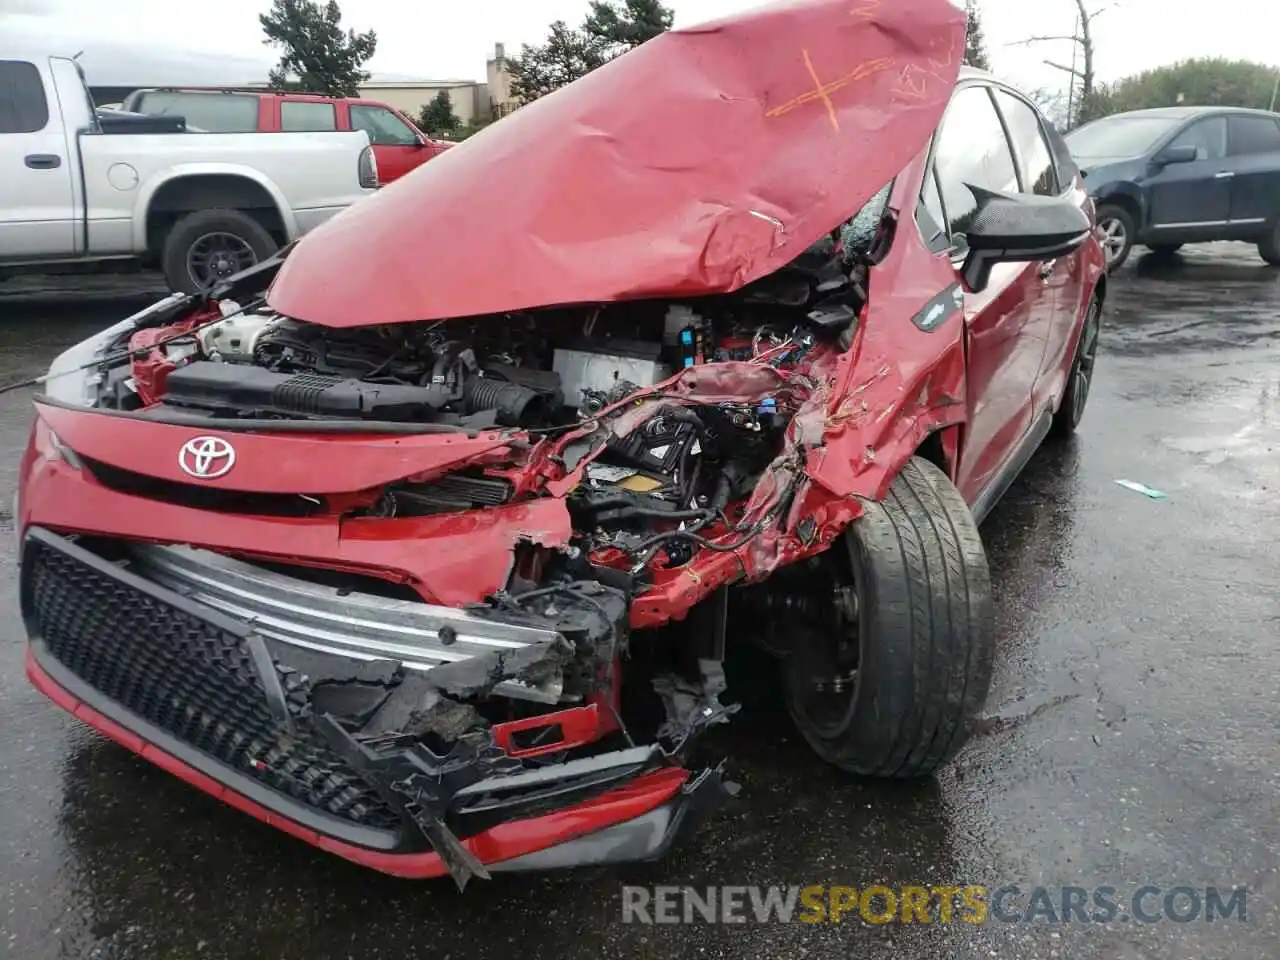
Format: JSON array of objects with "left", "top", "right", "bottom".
[{"left": 463, "top": 375, "right": 544, "bottom": 427}]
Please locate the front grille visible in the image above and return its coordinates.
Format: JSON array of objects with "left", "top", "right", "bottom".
[
  {"left": 23, "top": 535, "right": 401, "bottom": 832},
  {"left": 82, "top": 457, "right": 318, "bottom": 518}
]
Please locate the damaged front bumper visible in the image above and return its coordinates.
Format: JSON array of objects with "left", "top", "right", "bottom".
[{"left": 20, "top": 527, "right": 731, "bottom": 886}]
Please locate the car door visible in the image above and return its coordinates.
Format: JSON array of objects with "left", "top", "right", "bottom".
[
  {"left": 0, "top": 58, "right": 77, "bottom": 259},
  {"left": 1224, "top": 114, "right": 1280, "bottom": 232},
  {"left": 350, "top": 104, "right": 429, "bottom": 183},
  {"left": 990, "top": 88, "right": 1084, "bottom": 413},
  {"left": 924, "top": 84, "right": 1054, "bottom": 504},
  {"left": 1146, "top": 116, "right": 1231, "bottom": 239}
]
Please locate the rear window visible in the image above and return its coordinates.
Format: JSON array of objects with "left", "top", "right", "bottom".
[
  {"left": 1228, "top": 116, "right": 1280, "bottom": 156},
  {"left": 0, "top": 60, "right": 49, "bottom": 134},
  {"left": 994, "top": 90, "right": 1059, "bottom": 196},
  {"left": 281, "top": 100, "right": 336, "bottom": 132},
  {"left": 132, "top": 91, "right": 259, "bottom": 133}
]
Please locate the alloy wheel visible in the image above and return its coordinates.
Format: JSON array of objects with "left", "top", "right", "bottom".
[
  {"left": 1072, "top": 300, "right": 1101, "bottom": 423},
  {"left": 1097, "top": 218, "right": 1127, "bottom": 268},
  {"left": 186, "top": 232, "right": 260, "bottom": 288}
]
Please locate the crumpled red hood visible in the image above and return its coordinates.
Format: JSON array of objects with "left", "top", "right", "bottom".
[{"left": 267, "top": 0, "right": 965, "bottom": 328}]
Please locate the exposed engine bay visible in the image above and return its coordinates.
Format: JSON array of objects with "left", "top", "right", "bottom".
[
  {"left": 94, "top": 199, "right": 890, "bottom": 549},
  {"left": 106, "top": 210, "right": 883, "bottom": 430}
]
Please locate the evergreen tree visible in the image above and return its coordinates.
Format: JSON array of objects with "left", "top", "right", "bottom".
[
  {"left": 508, "top": 0, "right": 674, "bottom": 105},
  {"left": 418, "top": 90, "right": 460, "bottom": 137},
  {"left": 963, "top": 0, "right": 991, "bottom": 70},
  {"left": 260, "top": 0, "right": 377, "bottom": 97}
]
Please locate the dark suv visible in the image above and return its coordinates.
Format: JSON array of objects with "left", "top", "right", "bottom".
[{"left": 1065, "top": 106, "right": 1280, "bottom": 268}]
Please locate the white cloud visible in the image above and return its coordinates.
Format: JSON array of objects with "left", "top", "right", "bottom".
[{"left": 0, "top": 0, "right": 49, "bottom": 14}]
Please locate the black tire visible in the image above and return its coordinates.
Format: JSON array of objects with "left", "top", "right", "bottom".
[
  {"left": 1050, "top": 295, "right": 1102, "bottom": 439},
  {"left": 1095, "top": 203, "right": 1135, "bottom": 271},
  {"left": 160, "top": 208, "right": 278, "bottom": 294},
  {"left": 1258, "top": 221, "right": 1280, "bottom": 266},
  {"left": 784, "top": 457, "right": 995, "bottom": 779},
  {"left": 1146, "top": 243, "right": 1183, "bottom": 256}
]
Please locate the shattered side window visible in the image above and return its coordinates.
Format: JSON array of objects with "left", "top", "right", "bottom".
[{"left": 838, "top": 181, "right": 893, "bottom": 260}]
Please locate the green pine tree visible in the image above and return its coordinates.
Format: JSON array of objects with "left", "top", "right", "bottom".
[
  {"left": 508, "top": 0, "right": 674, "bottom": 105},
  {"left": 260, "top": 0, "right": 377, "bottom": 97},
  {"left": 963, "top": 0, "right": 991, "bottom": 71},
  {"left": 418, "top": 90, "right": 461, "bottom": 137}
]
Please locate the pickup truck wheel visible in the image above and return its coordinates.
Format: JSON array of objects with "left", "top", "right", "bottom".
[
  {"left": 161, "top": 209, "right": 278, "bottom": 294},
  {"left": 783, "top": 457, "right": 995, "bottom": 779}
]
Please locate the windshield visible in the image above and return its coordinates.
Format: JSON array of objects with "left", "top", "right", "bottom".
[{"left": 1065, "top": 116, "right": 1182, "bottom": 159}]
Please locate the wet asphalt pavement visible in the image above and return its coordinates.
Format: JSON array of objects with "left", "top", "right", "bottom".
[{"left": 0, "top": 247, "right": 1278, "bottom": 959}]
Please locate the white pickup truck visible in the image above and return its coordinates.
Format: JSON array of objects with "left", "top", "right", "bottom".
[{"left": 0, "top": 54, "right": 378, "bottom": 293}]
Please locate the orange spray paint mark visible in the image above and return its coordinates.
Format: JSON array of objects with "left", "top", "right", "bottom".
[
  {"left": 802, "top": 49, "right": 840, "bottom": 131},
  {"left": 766, "top": 55, "right": 895, "bottom": 128}
]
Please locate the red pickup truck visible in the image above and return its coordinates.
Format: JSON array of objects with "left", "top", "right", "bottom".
[{"left": 121, "top": 87, "right": 454, "bottom": 183}]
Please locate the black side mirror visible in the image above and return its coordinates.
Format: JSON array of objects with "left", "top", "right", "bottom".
[
  {"left": 959, "top": 185, "right": 1092, "bottom": 293},
  {"left": 1153, "top": 143, "right": 1197, "bottom": 166}
]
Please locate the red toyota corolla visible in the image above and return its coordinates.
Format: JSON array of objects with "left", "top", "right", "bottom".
[{"left": 12, "top": 0, "right": 1104, "bottom": 889}]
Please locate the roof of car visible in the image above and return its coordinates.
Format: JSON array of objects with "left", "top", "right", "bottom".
[{"left": 1094, "top": 105, "right": 1280, "bottom": 121}]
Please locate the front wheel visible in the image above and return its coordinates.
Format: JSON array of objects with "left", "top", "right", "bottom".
[
  {"left": 161, "top": 208, "right": 278, "bottom": 294},
  {"left": 1095, "top": 204, "right": 1135, "bottom": 271},
  {"left": 783, "top": 457, "right": 995, "bottom": 779}
]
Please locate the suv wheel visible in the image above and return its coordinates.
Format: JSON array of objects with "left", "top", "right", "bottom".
[
  {"left": 1095, "top": 204, "right": 1134, "bottom": 270},
  {"left": 1258, "top": 221, "right": 1280, "bottom": 266},
  {"left": 161, "top": 209, "right": 279, "bottom": 294},
  {"left": 783, "top": 457, "right": 995, "bottom": 779}
]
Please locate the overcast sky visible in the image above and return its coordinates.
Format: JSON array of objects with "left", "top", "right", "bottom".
[{"left": 2, "top": 0, "right": 1276, "bottom": 97}]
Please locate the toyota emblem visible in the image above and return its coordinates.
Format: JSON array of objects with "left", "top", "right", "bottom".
[{"left": 178, "top": 436, "right": 236, "bottom": 479}]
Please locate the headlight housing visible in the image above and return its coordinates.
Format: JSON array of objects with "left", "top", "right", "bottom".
[{"left": 43, "top": 293, "right": 187, "bottom": 407}]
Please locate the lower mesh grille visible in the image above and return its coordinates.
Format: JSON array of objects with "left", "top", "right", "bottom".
[{"left": 23, "top": 535, "right": 401, "bottom": 832}]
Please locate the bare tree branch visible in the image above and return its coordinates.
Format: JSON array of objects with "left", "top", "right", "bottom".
[
  {"left": 1086, "top": 2, "right": 1123, "bottom": 19},
  {"left": 1005, "top": 35, "right": 1079, "bottom": 46},
  {"left": 1044, "top": 60, "right": 1083, "bottom": 76},
  {"left": 1014, "top": 0, "right": 1115, "bottom": 127}
]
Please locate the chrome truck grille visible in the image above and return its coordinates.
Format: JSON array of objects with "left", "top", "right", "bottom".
[{"left": 129, "top": 544, "right": 565, "bottom": 703}]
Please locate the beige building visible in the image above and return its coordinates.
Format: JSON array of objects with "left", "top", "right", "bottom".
[
  {"left": 357, "top": 44, "right": 519, "bottom": 127},
  {"left": 487, "top": 43, "right": 519, "bottom": 119}
]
